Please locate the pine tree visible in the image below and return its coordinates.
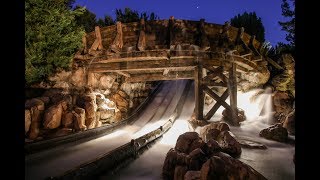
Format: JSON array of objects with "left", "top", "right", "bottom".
[{"left": 25, "top": 0, "right": 85, "bottom": 86}]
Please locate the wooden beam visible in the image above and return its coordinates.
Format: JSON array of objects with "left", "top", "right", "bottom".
[
  {"left": 204, "top": 88, "right": 230, "bottom": 120},
  {"left": 89, "top": 66, "right": 195, "bottom": 73},
  {"left": 115, "top": 71, "right": 131, "bottom": 77},
  {"left": 125, "top": 71, "right": 194, "bottom": 82},
  {"left": 82, "top": 33, "right": 88, "bottom": 54},
  {"left": 202, "top": 80, "right": 227, "bottom": 87},
  {"left": 94, "top": 57, "right": 169, "bottom": 64},
  {"left": 202, "top": 85, "right": 231, "bottom": 110},
  {"left": 95, "top": 26, "right": 103, "bottom": 50},
  {"left": 228, "top": 62, "right": 238, "bottom": 125},
  {"left": 194, "top": 65, "right": 204, "bottom": 120}
]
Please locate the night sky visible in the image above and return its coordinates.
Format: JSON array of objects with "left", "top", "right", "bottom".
[{"left": 73, "top": 0, "right": 290, "bottom": 46}]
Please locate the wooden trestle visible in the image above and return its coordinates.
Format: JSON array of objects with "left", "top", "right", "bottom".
[{"left": 75, "top": 17, "right": 271, "bottom": 122}]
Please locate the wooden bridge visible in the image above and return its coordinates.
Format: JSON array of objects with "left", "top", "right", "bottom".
[{"left": 74, "top": 17, "right": 272, "bottom": 125}]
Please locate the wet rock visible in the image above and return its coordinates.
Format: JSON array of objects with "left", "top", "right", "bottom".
[
  {"left": 217, "top": 131, "right": 242, "bottom": 158},
  {"left": 206, "top": 139, "right": 221, "bottom": 156},
  {"left": 73, "top": 107, "right": 87, "bottom": 131},
  {"left": 200, "top": 152, "right": 267, "bottom": 180},
  {"left": 184, "top": 171, "right": 200, "bottom": 180},
  {"left": 25, "top": 109, "right": 31, "bottom": 134},
  {"left": 61, "top": 111, "right": 74, "bottom": 128},
  {"left": 50, "top": 128, "right": 73, "bottom": 138},
  {"left": 174, "top": 166, "right": 188, "bottom": 180},
  {"left": 162, "top": 148, "right": 189, "bottom": 180},
  {"left": 222, "top": 108, "right": 246, "bottom": 126},
  {"left": 188, "top": 148, "right": 207, "bottom": 170},
  {"left": 43, "top": 103, "right": 63, "bottom": 129},
  {"left": 205, "top": 129, "right": 221, "bottom": 141},
  {"left": 200, "top": 122, "right": 229, "bottom": 141},
  {"left": 283, "top": 109, "right": 295, "bottom": 135},
  {"left": 238, "top": 139, "right": 267, "bottom": 149},
  {"left": 259, "top": 123, "right": 288, "bottom": 142},
  {"left": 175, "top": 132, "right": 206, "bottom": 154}
]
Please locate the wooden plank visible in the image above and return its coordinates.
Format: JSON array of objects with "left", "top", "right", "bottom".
[
  {"left": 204, "top": 88, "right": 230, "bottom": 120},
  {"left": 95, "top": 26, "right": 103, "bottom": 50},
  {"left": 163, "top": 69, "right": 169, "bottom": 75},
  {"left": 194, "top": 65, "right": 204, "bottom": 120},
  {"left": 94, "top": 56, "right": 169, "bottom": 64},
  {"left": 125, "top": 71, "right": 194, "bottom": 82},
  {"left": 89, "top": 66, "right": 195, "bottom": 73},
  {"left": 115, "top": 71, "right": 131, "bottom": 77}
]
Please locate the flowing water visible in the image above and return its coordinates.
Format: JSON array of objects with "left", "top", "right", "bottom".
[{"left": 101, "top": 84, "right": 295, "bottom": 180}]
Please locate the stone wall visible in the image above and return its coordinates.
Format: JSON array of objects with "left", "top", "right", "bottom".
[{"left": 25, "top": 68, "right": 153, "bottom": 141}]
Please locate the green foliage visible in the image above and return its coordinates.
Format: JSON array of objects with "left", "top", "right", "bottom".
[
  {"left": 74, "top": 5, "right": 97, "bottom": 32},
  {"left": 116, "top": 8, "right": 140, "bottom": 23},
  {"left": 96, "top": 15, "right": 115, "bottom": 27},
  {"left": 116, "top": 8, "right": 159, "bottom": 23},
  {"left": 25, "top": 0, "right": 85, "bottom": 86},
  {"left": 230, "top": 12, "right": 265, "bottom": 42},
  {"left": 278, "top": 0, "right": 295, "bottom": 55}
]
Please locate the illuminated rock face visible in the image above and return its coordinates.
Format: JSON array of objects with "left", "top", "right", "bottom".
[
  {"left": 162, "top": 131, "right": 266, "bottom": 180},
  {"left": 259, "top": 123, "right": 288, "bottom": 142}
]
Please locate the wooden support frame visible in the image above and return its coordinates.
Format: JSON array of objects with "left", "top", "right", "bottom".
[
  {"left": 228, "top": 62, "right": 238, "bottom": 125},
  {"left": 203, "top": 87, "right": 230, "bottom": 120},
  {"left": 194, "top": 65, "right": 204, "bottom": 120}
]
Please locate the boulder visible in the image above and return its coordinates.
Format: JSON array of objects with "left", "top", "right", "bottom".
[
  {"left": 25, "top": 109, "right": 31, "bottom": 134},
  {"left": 204, "top": 129, "right": 221, "bottom": 142},
  {"left": 175, "top": 132, "right": 206, "bottom": 154},
  {"left": 100, "top": 109, "right": 115, "bottom": 120},
  {"left": 200, "top": 152, "right": 267, "bottom": 180},
  {"left": 99, "top": 75, "right": 115, "bottom": 89},
  {"left": 188, "top": 148, "right": 207, "bottom": 170},
  {"left": 50, "top": 128, "right": 73, "bottom": 138},
  {"left": 272, "top": 91, "right": 294, "bottom": 115},
  {"left": 283, "top": 109, "right": 295, "bottom": 135},
  {"left": 73, "top": 107, "right": 87, "bottom": 131},
  {"left": 162, "top": 148, "right": 189, "bottom": 180},
  {"left": 87, "top": 73, "right": 101, "bottom": 88},
  {"left": 84, "top": 94, "right": 97, "bottom": 129},
  {"left": 174, "top": 166, "right": 188, "bottom": 180},
  {"left": 259, "top": 123, "right": 288, "bottom": 142},
  {"left": 28, "top": 106, "right": 42, "bottom": 140},
  {"left": 25, "top": 98, "right": 45, "bottom": 111},
  {"left": 43, "top": 103, "right": 63, "bottom": 129},
  {"left": 184, "top": 171, "right": 200, "bottom": 180},
  {"left": 200, "top": 122, "right": 230, "bottom": 141},
  {"left": 222, "top": 108, "right": 246, "bottom": 125},
  {"left": 61, "top": 111, "right": 74, "bottom": 128},
  {"left": 53, "top": 81, "right": 70, "bottom": 89},
  {"left": 217, "top": 131, "right": 242, "bottom": 158},
  {"left": 206, "top": 139, "right": 221, "bottom": 156},
  {"left": 238, "top": 139, "right": 267, "bottom": 149},
  {"left": 48, "top": 70, "right": 71, "bottom": 82},
  {"left": 70, "top": 67, "right": 86, "bottom": 87}
]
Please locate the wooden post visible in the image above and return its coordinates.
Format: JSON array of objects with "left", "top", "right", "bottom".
[
  {"left": 229, "top": 62, "right": 238, "bottom": 125},
  {"left": 194, "top": 65, "right": 204, "bottom": 120},
  {"left": 95, "top": 26, "right": 103, "bottom": 50}
]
